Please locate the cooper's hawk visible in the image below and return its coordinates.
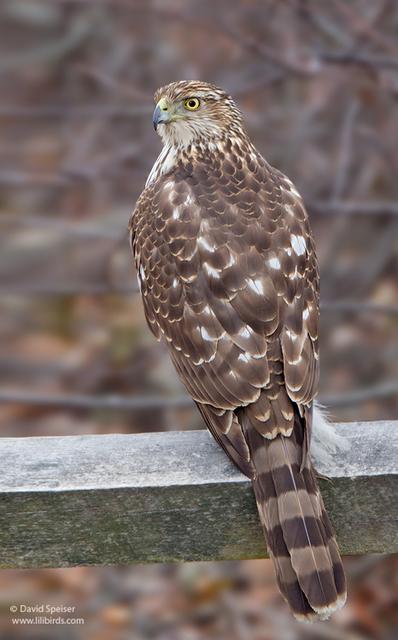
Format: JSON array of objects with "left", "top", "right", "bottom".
[{"left": 129, "top": 81, "right": 346, "bottom": 620}]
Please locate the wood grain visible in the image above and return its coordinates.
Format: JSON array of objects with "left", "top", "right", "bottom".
[{"left": 0, "top": 421, "right": 396, "bottom": 568}]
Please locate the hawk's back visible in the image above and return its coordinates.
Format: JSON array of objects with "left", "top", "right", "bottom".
[
  {"left": 130, "top": 138, "right": 319, "bottom": 426},
  {"left": 130, "top": 127, "right": 345, "bottom": 621}
]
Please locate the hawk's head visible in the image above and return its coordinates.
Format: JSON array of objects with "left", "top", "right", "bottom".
[{"left": 152, "top": 81, "right": 243, "bottom": 147}]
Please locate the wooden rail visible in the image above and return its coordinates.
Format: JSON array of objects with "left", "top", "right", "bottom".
[{"left": 0, "top": 421, "right": 396, "bottom": 568}]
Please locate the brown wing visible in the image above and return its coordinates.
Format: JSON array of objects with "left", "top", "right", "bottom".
[
  {"left": 130, "top": 150, "right": 319, "bottom": 477},
  {"left": 130, "top": 151, "right": 346, "bottom": 621}
]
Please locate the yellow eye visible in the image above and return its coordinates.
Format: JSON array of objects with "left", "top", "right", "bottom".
[{"left": 184, "top": 97, "right": 200, "bottom": 111}]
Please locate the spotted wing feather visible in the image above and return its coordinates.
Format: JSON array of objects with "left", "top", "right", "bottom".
[
  {"left": 130, "top": 140, "right": 345, "bottom": 620},
  {"left": 131, "top": 143, "right": 318, "bottom": 438}
]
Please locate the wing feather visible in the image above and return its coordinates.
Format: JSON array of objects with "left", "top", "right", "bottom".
[{"left": 130, "top": 150, "right": 319, "bottom": 475}]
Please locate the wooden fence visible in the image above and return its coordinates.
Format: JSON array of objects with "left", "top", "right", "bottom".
[{"left": 0, "top": 421, "right": 396, "bottom": 568}]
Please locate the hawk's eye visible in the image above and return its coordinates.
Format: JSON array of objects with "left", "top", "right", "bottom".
[{"left": 184, "top": 98, "right": 200, "bottom": 111}]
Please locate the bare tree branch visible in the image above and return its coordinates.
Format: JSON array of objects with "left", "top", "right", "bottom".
[
  {"left": 1, "top": 381, "right": 397, "bottom": 412},
  {"left": 309, "top": 200, "right": 398, "bottom": 216},
  {"left": 320, "top": 301, "right": 398, "bottom": 315},
  {"left": 0, "top": 105, "right": 151, "bottom": 119},
  {"left": 322, "top": 380, "right": 398, "bottom": 408},
  {"left": 0, "top": 283, "right": 138, "bottom": 296},
  {"left": 320, "top": 51, "right": 398, "bottom": 70},
  {"left": 0, "top": 390, "right": 192, "bottom": 411},
  {"left": 0, "top": 214, "right": 127, "bottom": 239},
  {"left": 0, "top": 12, "right": 95, "bottom": 72}
]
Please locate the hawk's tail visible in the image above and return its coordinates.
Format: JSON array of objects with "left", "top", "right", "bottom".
[{"left": 245, "top": 413, "right": 346, "bottom": 621}]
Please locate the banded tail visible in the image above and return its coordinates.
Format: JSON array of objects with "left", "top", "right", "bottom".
[{"left": 243, "top": 410, "right": 346, "bottom": 621}]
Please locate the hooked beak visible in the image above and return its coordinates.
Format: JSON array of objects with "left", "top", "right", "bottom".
[{"left": 152, "top": 104, "right": 170, "bottom": 131}]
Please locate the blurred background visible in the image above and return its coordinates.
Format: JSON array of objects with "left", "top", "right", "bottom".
[{"left": 0, "top": 0, "right": 397, "bottom": 638}]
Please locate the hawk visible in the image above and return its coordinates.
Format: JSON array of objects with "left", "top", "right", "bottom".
[{"left": 129, "top": 80, "right": 346, "bottom": 620}]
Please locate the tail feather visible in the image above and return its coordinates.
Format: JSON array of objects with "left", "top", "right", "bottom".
[
  {"left": 253, "top": 463, "right": 316, "bottom": 619},
  {"left": 243, "top": 409, "right": 346, "bottom": 621}
]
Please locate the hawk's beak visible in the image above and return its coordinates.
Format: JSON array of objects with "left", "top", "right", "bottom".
[{"left": 153, "top": 99, "right": 171, "bottom": 131}]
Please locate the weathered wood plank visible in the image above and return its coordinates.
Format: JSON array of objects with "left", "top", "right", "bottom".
[{"left": 0, "top": 421, "right": 396, "bottom": 568}]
